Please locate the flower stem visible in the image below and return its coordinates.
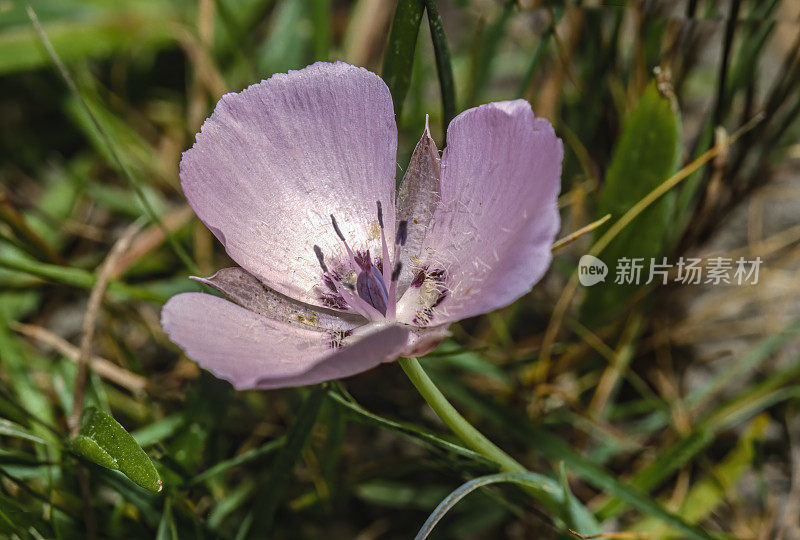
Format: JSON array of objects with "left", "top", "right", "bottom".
[{"left": 398, "top": 357, "right": 525, "bottom": 473}]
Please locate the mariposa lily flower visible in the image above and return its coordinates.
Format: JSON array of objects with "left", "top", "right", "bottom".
[{"left": 161, "top": 61, "right": 562, "bottom": 390}]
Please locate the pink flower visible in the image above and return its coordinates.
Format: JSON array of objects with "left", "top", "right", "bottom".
[{"left": 161, "top": 62, "right": 562, "bottom": 390}]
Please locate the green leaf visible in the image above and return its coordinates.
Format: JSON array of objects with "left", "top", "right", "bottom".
[
  {"left": 190, "top": 437, "right": 285, "bottom": 486},
  {"left": 356, "top": 480, "right": 451, "bottom": 510},
  {"left": 257, "top": 0, "right": 312, "bottom": 75},
  {"left": 382, "top": 0, "right": 425, "bottom": 117},
  {"left": 0, "top": 418, "right": 51, "bottom": 446},
  {"left": 0, "top": 0, "right": 175, "bottom": 74},
  {"left": 581, "top": 81, "right": 682, "bottom": 323},
  {"left": 414, "top": 471, "right": 599, "bottom": 539},
  {"left": 0, "top": 252, "right": 169, "bottom": 303},
  {"left": 467, "top": 0, "right": 514, "bottom": 106},
  {"left": 0, "top": 492, "right": 50, "bottom": 536},
  {"left": 423, "top": 0, "right": 456, "bottom": 137},
  {"left": 308, "top": 0, "right": 331, "bottom": 61},
  {"left": 156, "top": 498, "right": 179, "bottom": 540},
  {"left": 516, "top": 8, "right": 561, "bottom": 99},
  {"left": 328, "top": 390, "right": 493, "bottom": 467},
  {"left": 131, "top": 415, "right": 185, "bottom": 448},
  {"left": 70, "top": 407, "right": 162, "bottom": 493}
]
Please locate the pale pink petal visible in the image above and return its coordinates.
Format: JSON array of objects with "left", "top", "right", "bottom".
[
  {"left": 398, "top": 100, "right": 562, "bottom": 325},
  {"left": 256, "top": 323, "right": 411, "bottom": 389},
  {"left": 161, "top": 293, "right": 409, "bottom": 390},
  {"left": 400, "top": 325, "right": 451, "bottom": 358},
  {"left": 396, "top": 120, "right": 441, "bottom": 294},
  {"left": 180, "top": 62, "right": 397, "bottom": 309},
  {"left": 191, "top": 267, "right": 363, "bottom": 332}
]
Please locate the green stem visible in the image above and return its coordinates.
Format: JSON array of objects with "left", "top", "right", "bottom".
[{"left": 398, "top": 357, "right": 524, "bottom": 473}]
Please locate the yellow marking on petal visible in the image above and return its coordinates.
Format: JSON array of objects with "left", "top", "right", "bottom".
[
  {"left": 296, "top": 314, "right": 319, "bottom": 326},
  {"left": 368, "top": 221, "right": 381, "bottom": 240}
]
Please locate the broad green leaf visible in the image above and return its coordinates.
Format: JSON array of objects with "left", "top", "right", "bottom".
[
  {"left": 71, "top": 407, "right": 162, "bottom": 493},
  {"left": 382, "top": 0, "right": 425, "bottom": 117},
  {"left": 582, "top": 81, "right": 681, "bottom": 323},
  {"left": 71, "top": 435, "right": 119, "bottom": 469}
]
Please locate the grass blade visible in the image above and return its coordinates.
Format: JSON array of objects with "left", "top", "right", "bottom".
[
  {"left": 25, "top": 5, "right": 198, "bottom": 275},
  {"left": 0, "top": 253, "right": 169, "bottom": 303},
  {"left": 415, "top": 471, "right": 599, "bottom": 540},
  {"left": 423, "top": 0, "right": 456, "bottom": 137},
  {"left": 423, "top": 362, "right": 714, "bottom": 540},
  {"left": 246, "top": 387, "right": 326, "bottom": 535},
  {"left": 382, "top": 0, "right": 425, "bottom": 118}
]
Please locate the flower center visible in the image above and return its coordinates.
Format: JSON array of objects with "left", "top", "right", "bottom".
[{"left": 313, "top": 202, "right": 407, "bottom": 320}]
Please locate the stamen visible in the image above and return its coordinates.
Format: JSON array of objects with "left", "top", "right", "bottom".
[
  {"left": 377, "top": 202, "right": 392, "bottom": 288},
  {"left": 391, "top": 262, "right": 402, "bottom": 282},
  {"left": 396, "top": 220, "right": 408, "bottom": 246},
  {"left": 386, "top": 262, "right": 401, "bottom": 319},
  {"left": 330, "top": 213, "right": 359, "bottom": 270},
  {"left": 313, "top": 245, "right": 328, "bottom": 273},
  {"left": 330, "top": 214, "right": 346, "bottom": 241}
]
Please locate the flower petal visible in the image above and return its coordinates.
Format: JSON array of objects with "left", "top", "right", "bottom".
[
  {"left": 401, "top": 325, "right": 451, "bottom": 357},
  {"left": 399, "top": 100, "right": 562, "bottom": 325},
  {"left": 396, "top": 120, "right": 441, "bottom": 294},
  {"left": 255, "top": 323, "right": 411, "bottom": 389},
  {"left": 191, "top": 267, "right": 363, "bottom": 332},
  {"left": 162, "top": 292, "right": 409, "bottom": 390},
  {"left": 180, "top": 62, "right": 397, "bottom": 308}
]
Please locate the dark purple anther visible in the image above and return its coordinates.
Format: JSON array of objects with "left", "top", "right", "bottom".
[
  {"left": 411, "top": 269, "right": 426, "bottom": 288},
  {"left": 396, "top": 220, "right": 408, "bottom": 246},
  {"left": 330, "top": 214, "right": 345, "bottom": 241},
  {"left": 356, "top": 264, "right": 389, "bottom": 315},
  {"left": 313, "top": 245, "right": 328, "bottom": 273},
  {"left": 391, "top": 262, "right": 402, "bottom": 282}
]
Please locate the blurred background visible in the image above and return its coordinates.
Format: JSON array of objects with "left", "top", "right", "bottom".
[{"left": 2, "top": 0, "right": 800, "bottom": 538}]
